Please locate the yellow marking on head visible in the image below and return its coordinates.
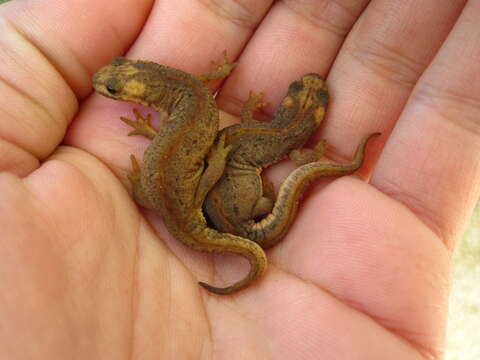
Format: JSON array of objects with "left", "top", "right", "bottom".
[
  {"left": 297, "top": 90, "right": 313, "bottom": 108},
  {"left": 281, "top": 96, "right": 294, "bottom": 107},
  {"left": 302, "top": 75, "right": 324, "bottom": 89},
  {"left": 123, "top": 79, "right": 146, "bottom": 97},
  {"left": 296, "top": 75, "right": 326, "bottom": 110},
  {"left": 314, "top": 106, "right": 325, "bottom": 123}
]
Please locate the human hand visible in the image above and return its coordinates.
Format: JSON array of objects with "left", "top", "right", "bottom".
[{"left": 1, "top": 0, "right": 479, "bottom": 358}]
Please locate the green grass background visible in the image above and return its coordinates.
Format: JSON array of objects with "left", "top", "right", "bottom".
[{"left": 446, "top": 204, "right": 480, "bottom": 359}]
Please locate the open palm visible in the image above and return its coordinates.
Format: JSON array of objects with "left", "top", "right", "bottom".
[{"left": 1, "top": 1, "right": 479, "bottom": 359}]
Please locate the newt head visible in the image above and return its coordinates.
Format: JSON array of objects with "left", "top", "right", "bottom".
[
  {"left": 281, "top": 73, "right": 328, "bottom": 124},
  {"left": 92, "top": 57, "right": 157, "bottom": 104}
]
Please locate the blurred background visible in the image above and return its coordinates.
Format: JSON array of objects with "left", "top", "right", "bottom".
[{"left": 446, "top": 204, "right": 479, "bottom": 360}]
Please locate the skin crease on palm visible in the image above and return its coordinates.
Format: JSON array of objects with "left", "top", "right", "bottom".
[{"left": 0, "top": 0, "right": 479, "bottom": 359}]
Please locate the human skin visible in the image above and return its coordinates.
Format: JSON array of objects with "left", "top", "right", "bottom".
[{"left": 0, "top": 0, "right": 479, "bottom": 359}]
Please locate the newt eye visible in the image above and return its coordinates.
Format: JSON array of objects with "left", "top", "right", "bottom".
[
  {"left": 106, "top": 86, "right": 119, "bottom": 95},
  {"left": 316, "top": 88, "right": 328, "bottom": 105},
  {"left": 105, "top": 78, "right": 121, "bottom": 95}
]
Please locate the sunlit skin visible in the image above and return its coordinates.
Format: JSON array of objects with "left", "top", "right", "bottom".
[{"left": 1, "top": 0, "right": 479, "bottom": 359}]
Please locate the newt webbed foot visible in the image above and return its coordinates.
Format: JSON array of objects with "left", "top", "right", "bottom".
[
  {"left": 290, "top": 139, "right": 329, "bottom": 166},
  {"left": 127, "top": 154, "right": 141, "bottom": 187},
  {"left": 120, "top": 108, "right": 158, "bottom": 139},
  {"left": 197, "top": 50, "right": 237, "bottom": 84},
  {"left": 241, "top": 91, "right": 268, "bottom": 123}
]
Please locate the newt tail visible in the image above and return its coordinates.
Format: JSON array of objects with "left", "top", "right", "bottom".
[
  {"left": 196, "top": 228, "right": 266, "bottom": 294},
  {"left": 92, "top": 55, "right": 267, "bottom": 294},
  {"left": 243, "top": 133, "right": 380, "bottom": 248}
]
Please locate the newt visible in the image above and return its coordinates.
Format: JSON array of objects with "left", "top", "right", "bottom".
[
  {"left": 204, "top": 76, "right": 379, "bottom": 249},
  {"left": 92, "top": 54, "right": 267, "bottom": 295}
]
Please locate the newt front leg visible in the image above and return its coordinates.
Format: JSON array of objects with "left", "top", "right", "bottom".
[
  {"left": 204, "top": 73, "right": 330, "bottom": 242},
  {"left": 204, "top": 74, "right": 380, "bottom": 249},
  {"left": 93, "top": 54, "right": 267, "bottom": 295}
]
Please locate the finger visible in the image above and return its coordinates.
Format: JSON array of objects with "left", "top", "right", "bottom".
[
  {"left": 318, "top": 0, "right": 465, "bottom": 164},
  {"left": 249, "top": 1, "right": 468, "bottom": 354},
  {"left": 217, "top": 0, "right": 371, "bottom": 117},
  {"left": 124, "top": 0, "right": 274, "bottom": 73},
  {"left": 0, "top": 0, "right": 152, "bottom": 175},
  {"left": 270, "top": 178, "right": 449, "bottom": 359},
  {"left": 371, "top": 0, "right": 480, "bottom": 249},
  {"left": 66, "top": 1, "right": 279, "bottom": 279},
  {"left": 217, "top": 0, "right": 464, "bottom": 189},
  {"left": 68, "top": 0, "right": 276, "bottom": 171},
  {"left": 275, "top": 2, "right": 479, "bottom": 355}
]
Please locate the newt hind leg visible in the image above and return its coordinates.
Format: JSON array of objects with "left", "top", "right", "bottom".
[
  {"left": 289, "top": 139, "right": 328, "bottom": 166},
  {"left": 194, "top": 133, "right": 232, "bottom": 207},
  {"left": 250, "top": 138, "right": 326, "bottom": 219},
  {"left": 241, "top": 91, "right": 268, "bottom": 123},
  {"left": 127, "top": 154, "right": 155, "bottom": 209},
  {"left": 251, "top": 173, "right": 275, "bottom": 219},
  {"left": 196, "top": 50, "right": 237, "bottom": 85}
]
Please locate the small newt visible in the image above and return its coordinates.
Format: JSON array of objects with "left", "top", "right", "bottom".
[
  {"left": 204, "top": 76, "right": 379, "bottom": 248},
  {"left": 92, "top": 54, "right": 267, "bottom": 295}
]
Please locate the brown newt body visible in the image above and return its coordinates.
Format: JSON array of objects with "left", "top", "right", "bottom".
[
  {"left": 92, "top": 56, "right": 266, "bottom": 295},
  {"left": 204, "top": 75, "right": 379, "bottom": 248}
]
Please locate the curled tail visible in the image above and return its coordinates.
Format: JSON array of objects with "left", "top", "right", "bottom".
[
  {"left": 243, "top": 132, "right": 380, "bottom": 248},
  {"left": 195, "top": 228, "right": 267, "bottom": 295}
]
